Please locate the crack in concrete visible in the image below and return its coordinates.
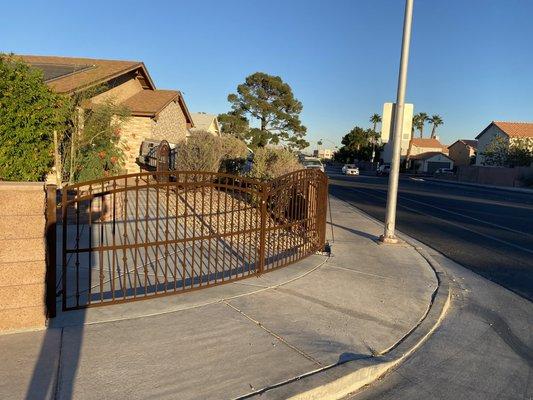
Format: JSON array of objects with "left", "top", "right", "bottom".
[
  {"left": 52, "top": 328, "right": 63, "bottom": 400},
  {"left": 327, "top": 264, "right": 393, "bottom": 280},
  {"left": 222, "top": 300, "right": 323, "bottom": 367},
  {"left": 275, "top": 286, "right": 399, "bottom": 332}
]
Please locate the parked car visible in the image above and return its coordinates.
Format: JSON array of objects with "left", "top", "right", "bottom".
[
  {"left": 434, "top": 168, "right": 454, "bottom": 176},
  {"left": 342, "top": 164, "right": 359, "bottom": 175},
  {"left": 302, "top": 157, "right": 325, "bottom": 173},
  {"left": 376, "top": 164, "right": 391, "bottom": 176}
]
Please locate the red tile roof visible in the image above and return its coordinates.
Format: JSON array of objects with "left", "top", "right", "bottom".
[
  {"left": 460, "top": 139, "right": 478, "bottom": 148},
  {"left": 449, "top": 139, "right": 478, "bottom": 149},
  {"left": 493, "top": 121, "right": 533, "bottom": 138},
  {"left": 410, "top": 138, "right": 444, "bottom": 148}
]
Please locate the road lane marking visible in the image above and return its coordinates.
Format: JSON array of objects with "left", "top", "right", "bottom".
[
  {"left": 396, "top": 191, "right": 533, "bottom": 239},
  {"left": 332, "top": 180, "right": 533, "bottom": 238},
  {"left": 331, "top": 177, "right": 533, "bottom": 211},
  {"left": 340, "top": 186, "right": 533, "bottom": 257}
]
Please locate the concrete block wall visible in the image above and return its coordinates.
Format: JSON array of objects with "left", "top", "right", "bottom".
[{"left": 0, "top": 182, "right": 48, "bottom": 333}]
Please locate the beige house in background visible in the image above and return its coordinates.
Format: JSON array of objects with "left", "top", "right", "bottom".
[
  {"left": 18, "top": 55, "right": 194, "bottom": 173},
  {"left": 407, "top": 138, "right": 447, "bottom": 157},
  {"left": 405, "top": 138, "right": 452, "bottom": 173},
  {"left": 313, "top": 148, "right": 333, "bottom": 159},
  {"left": 189, "top": 112, "right": 221, "bottom": 136},
  {"left": 448, "top": 139, "right": 477, "bottom": 166},
  {"left": 410, "top": 152, "right": 454, "bottom": 174},
  {"left": 475, "top": 121, "right": 533, "bottom": 165}
]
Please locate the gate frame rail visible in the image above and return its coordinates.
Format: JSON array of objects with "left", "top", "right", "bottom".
[{"left": 57, "top": 169, "right": 328, "bottom": 311}]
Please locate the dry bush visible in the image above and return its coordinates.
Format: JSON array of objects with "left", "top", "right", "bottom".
[
  {"left": 175, "top": 132, "right": 222, "bottom": 172},
  {"left": 248, "top": 147, "right": 302, "bottom": 180},
  {"left": 219, "top": 135, "right": 249, "bottom": 173},
  {"left": 221, "top": 135, "right": 249, "bottom": 160}
]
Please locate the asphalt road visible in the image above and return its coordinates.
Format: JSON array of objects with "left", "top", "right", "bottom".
[
  {"left": 349, "top": 243, "right": 533, "bottom": 400},
  {"left": 327, "top": 167, "right": 533, "bottom": 400},
  {"left": 327, "top": 167, "right": 533, "bottom": 301}
]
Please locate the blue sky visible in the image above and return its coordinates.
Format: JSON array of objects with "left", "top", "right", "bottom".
[{"left": 2, "top": 0, "right": 532, "bottom": 148}]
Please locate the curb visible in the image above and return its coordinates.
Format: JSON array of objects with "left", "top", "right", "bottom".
[{"left": 242, "top": 198, "right": 452, "bottom": 400}]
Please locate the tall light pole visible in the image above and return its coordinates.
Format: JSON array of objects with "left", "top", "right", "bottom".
[{"left": 379, "top": 0, "right": 414, "bottom": 244}]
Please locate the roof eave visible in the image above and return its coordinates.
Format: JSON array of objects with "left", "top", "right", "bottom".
[
  {"left": 61, "top": 62, "right": 155, "bottom": 95},
  {"left": 130, "top": 111, "right": 157, "bottom": 118},
  {"left": 152, "top": 92, "right": 180, "bottom": 119},
  {"left": 475, "top": 121, "right": 510, "bottom": 140},
  {"left": 177, "top": 92, "right": 194, "bottom": 127}
]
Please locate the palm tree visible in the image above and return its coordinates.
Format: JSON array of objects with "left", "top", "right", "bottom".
[
  {"left": 413, "top": 112, "right": 428, "bottom": 138},
  {"left": 429, "top": 114, "right": 443, "bottom": 138},
  {"left": 369, "top": 113, "right": 382, "bottom": 133},
  {"left": 369, "top": 114, "right": 381, "bottom": 163}
]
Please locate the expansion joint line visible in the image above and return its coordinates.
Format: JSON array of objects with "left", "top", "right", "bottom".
[
  {"left": 53, "top": 328, "right": 64, "bottom": 400},
  {"left": 222, "top": 300, "right": 323, "bottom": 367}
]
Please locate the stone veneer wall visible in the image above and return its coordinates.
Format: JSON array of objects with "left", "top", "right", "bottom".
[
  {"left": 119, "top": 101, "right": 189, "bottom": 173},
  {"left": 119, "top": 116, "right": 152, "bottom": 173},
  {"left": 0, "top": 182, "right": 48, "bottom": 333},
  {"left": 151, "top": 101, "right": 189, "bottom": 144}
]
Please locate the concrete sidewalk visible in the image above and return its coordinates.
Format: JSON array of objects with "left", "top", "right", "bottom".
[{"left": 0, "top": 197, "right": 439, "bottom": 400}]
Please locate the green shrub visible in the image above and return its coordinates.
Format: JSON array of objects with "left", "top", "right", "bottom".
[
  {"left": 73, "top": 100, "right": 130, "bottom": 182},
  {"left": 248, "top": 147, "right": 301, "bottom": 180},
  {"left": 0, "top": 54, "right": 69, "bottom": 181}
]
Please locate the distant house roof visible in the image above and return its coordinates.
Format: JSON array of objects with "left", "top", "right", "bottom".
[
  {"left": 189, "top": 112, "right": 220, "bottom": 133},
  {"left": 410, "top": 138, "right": 444, "bottom": 148},
  {"left": 16, "top": 54, "right": 155, "bottom": 93},
  {"left": 476, "top": 121, "right": 533, "bottom": 139},
  {"left": 410, "top": 151, "right": 454, "bottom": 161},
  {"left": 449, "top": 139, "right": 478, "bottom": 149}
]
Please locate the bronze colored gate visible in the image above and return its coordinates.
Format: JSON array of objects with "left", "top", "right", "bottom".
[
  {"left": 156, "top": 140, "right": 170, "bottom": 176},
  {"left": 61, "top": 169, "right": 327, "bottom": 310}
]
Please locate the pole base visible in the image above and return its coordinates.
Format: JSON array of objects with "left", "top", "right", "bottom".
[
  {"left": 316, "top": 241, "right": 332, "bottom": 256},
  {"left": 378, "top": 234, "right": 399, "bottom": 244}
]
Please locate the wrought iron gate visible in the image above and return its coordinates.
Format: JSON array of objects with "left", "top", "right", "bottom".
[{"left": 60, "top": 169, "right": 327, "bottom": 310}]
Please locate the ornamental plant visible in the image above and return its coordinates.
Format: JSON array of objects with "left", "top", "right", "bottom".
[
  {"left": 0, "top": 54, "right": 69, "bottom": 181},
  {"left": 73, "top": 99, "right": 130, "bottom": 182}
]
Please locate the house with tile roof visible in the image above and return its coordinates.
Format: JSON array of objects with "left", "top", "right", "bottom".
[
  {"left": 189, "top": 113, "right": 221, "bottom": 136},
  {"left": 475, "top": 121, "right": 533, "bottom": 165},
  {"left": 407, "top": 138, "right": 448, "bottom": 157},
  {"left": 409, "top": 151, "right": 454, "bottom": 174},
  {"left": 404, "top": 137, "right": 452, "bottom": 173},
  {"left": 448, "top": 139, "right": 477, "bottom": 167},
  {"left": 18, "top": 55, "right": 194, "bottom": 172}
]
